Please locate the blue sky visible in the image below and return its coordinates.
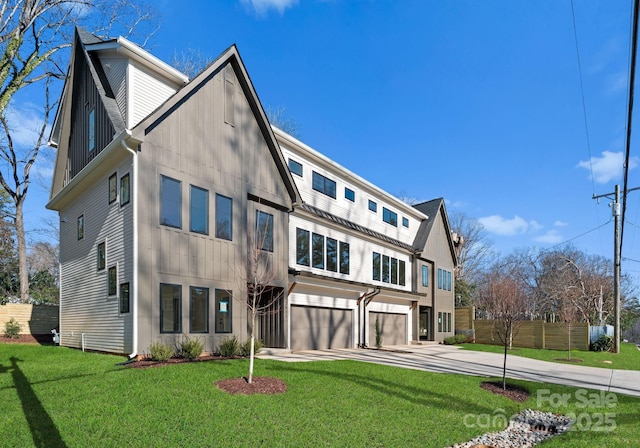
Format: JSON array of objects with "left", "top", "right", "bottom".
[{"left": 17, "top": 1, "right": 640, "bottom": 284}]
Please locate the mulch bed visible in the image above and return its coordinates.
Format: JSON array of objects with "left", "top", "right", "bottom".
[
  {"left": 554, "top": 358, "right": 584, "bottom": 363},
  {"left": 215, "top": 376, "right": 287, "bottom": 395},
  {"left": 0, "top": 334, "right": 53, "bottom": 344},
  {"left": 480, "top": 381, "right": 530, "bottom": 402},
  {"left": 125, "top": 354, "right": 228, "bottom": 369}
]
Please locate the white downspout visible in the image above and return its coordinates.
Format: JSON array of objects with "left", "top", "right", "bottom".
[{"left": 122, "top": 139, "right": 139, "bottom": 359}]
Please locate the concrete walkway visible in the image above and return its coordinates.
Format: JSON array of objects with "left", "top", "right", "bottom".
[{"left": 258, "top": 344, "right": 640, "bottom": 398}]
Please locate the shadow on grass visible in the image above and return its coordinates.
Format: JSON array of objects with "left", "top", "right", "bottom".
[{"left": 0, "top": 357, "right": 67, "bottom": 448}]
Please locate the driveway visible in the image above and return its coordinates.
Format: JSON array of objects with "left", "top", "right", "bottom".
[{"left": 259, "top": 344, "right": 640, "bottom": 398}]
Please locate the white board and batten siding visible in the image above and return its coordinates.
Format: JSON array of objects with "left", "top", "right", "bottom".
[{"left": 59, "top": 158, "right": 134, "bottom": 354}]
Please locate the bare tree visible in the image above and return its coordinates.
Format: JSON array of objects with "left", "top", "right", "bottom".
[
  {"left": 169, "top": 48, "right": 212, "bottom": 79},
  {"left": 0, "top": 0, "right": 157, "bottom": 302},
  {"left": 266, "top": 105, "right": 300, "bottom": 138},
  {"left": 477, "top": 261, "right": 528, "bottom": 389},
  {"left": 558, "top": 296, "right": 581, "bottom": 360}
]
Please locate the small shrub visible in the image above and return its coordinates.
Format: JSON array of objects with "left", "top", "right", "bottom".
[
  {"left": 4, "top": 318, "right": 21, "bottom": 339},
  {"left": 240, "top": 338, "right": 263, "bottom": 357},
  {"left": 178, "top": 335, "right": 204, "bottom": 360},
  {"left": 375, "top": 316, "right": 382, "bottom": 349},
  {"left": 218, "top": 335, "right": 240, "bottom": 357},
  {"left": 443, "top": 336, "right": 457, "bottom": 345},
  {"left": 149, "top": 341, "right": 174, "bottom": 362},
  {"left": 590, "top": 334, "right": 613, "bottom": 352},
  {"left": 454, "top": 333, "right": 468, "bottom": 344}
]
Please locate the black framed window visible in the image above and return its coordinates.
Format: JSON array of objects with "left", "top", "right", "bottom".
[
  {"left": 383, "top": 207, "right": 398, "bottom": 226},
  {"left": 312, "top": 233, "right": 324, "bottom": 269},
  {"left": 391, "top": 258, "right": 398, "bottom": 285},
  {"left": 344, "top": 187, "right": 355, "bottom": 202},
  {"left": 422, "top": 265, "right": 428, "bottom": 287},
  {"left": 190, "top": 185, "right": 209, "bottom": 234},
  {"left": 109, "top": 173, "right": 117, "bottom": 204},
  {"left": 215, "top": 194, "right": 232, "bottom": 240},
  {"left": 326, "top": 237, "right": 338, "bottom": 272},
  {"left": 402, "top": 217, "right": 409, "bottom": 228},
  {"left": 372, "top": 252, "right": 381, "bottom": 281},
  {"left": 97, "top": 242, "right": 105, "bottom": 271},
  {"left": 339, "top": 242, "right": 349, "bottom": 275},
  {"left": 399, "top": 260, "right": 406, "bottom": 286},
  {"left": 447, "top": 313, "right": 452, "bottom": 332},
  {"left": 312, "top": 171, "right": 336, "bottom": 199},
  {"left": 438, "top": 268, "right": 443, "bottom": 289},
  {"left": 256, "top": 211, "right": 274, "bottom": 252},
  {"left": 77, "top": 215, "right": 84, "bottom": 240},
  {"left": 447, "top": 271, "right": 452, "bottom": 291},
  {"left": 288, "top": 158, "right": 303, "bottom": 177},
  {"left": 88, "top": 108, "right": 95, "bottom": 152},
  {"left": 120, "top": 173, "right": 130, "bottom": 206},
  {"left": 190, "top": 286, "right": 209, "bottom": 333},
  {"left": 438, "top": 312, "right": 443, "bottom": 332},
  {"left": 296, "top": 228, "right": 310, "bottom": 266},
  {"left": 160, "top": 283, "right": 181, "bottom": 333},
  {"left": 160, "top": 175, "right": 181, "bottom": 228},
  {"left": 215, "top": 289, "right": 232, "bottom": 333},
  {"left": 108, "top": 266, "right": 117, "bottom": 296},
  {"left": 382, "top": 255, "right": 390, "bottom": 283},
  {"left": 368, "top": 200, "right": 377, "bottom": 213},
  {"left": 120, "top": 282, "right": 130, "bottom": 314}
]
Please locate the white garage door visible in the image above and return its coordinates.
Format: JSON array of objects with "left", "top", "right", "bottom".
[{"left": 290, "top": 305, "right": 353, "bottom": 351}]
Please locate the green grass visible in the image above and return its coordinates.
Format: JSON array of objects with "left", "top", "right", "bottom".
[
  {"left": 1, "top": 344, "right": 639, "bottom": 447},
  {"left": 461, "top": 341, "right": 640, "bottom": 370}
]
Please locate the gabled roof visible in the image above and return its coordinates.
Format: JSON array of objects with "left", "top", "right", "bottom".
[
  {"left": 412, "top": 198, "right": 458, "bottom": 265},
  {"left": 131, "top": 44, "right": 301, "bottom": 207}
]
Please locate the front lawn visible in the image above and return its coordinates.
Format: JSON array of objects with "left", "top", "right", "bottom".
[
  {"left": 461, "top": 341, "right": 640, "bottom": 371},
  {"left": 1, "top": 344, "right": 639, "bottom": 447}
]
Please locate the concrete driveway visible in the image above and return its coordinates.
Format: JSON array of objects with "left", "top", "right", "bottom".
[{"left": 259, "top": 344, "right": 640, "bottom": 398}]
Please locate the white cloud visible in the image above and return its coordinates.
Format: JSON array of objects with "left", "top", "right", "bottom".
[
  {"left": 3, "top": 101, "right": 51, "bottom": 148},
  {"left": 554, "top": 220, "right": 568, "bottom": 227},
  {"left": 477, "top": 215, "right": 529, "bottom": 236},
  {"left": 607, "top": 71, "right": 628, "bottom": 95},
  {"left": 241, "top": 0, "right": 298, "bottom": 14},
  {"left": 577, "top": 150, "right": 639, "bottom": 184},
  {"left": 535, "top": 229, "right": 563, "bottom": 244}
]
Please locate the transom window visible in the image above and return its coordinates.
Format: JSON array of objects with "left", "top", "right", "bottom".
[
  {"left": 312, "top": 171, "right": 336, "bottom": 199},
  {"left": 288, "top": 158, "right": 303, "bottom": 177},
  {"left": 344, "top": 187, "right": 355, "bottom": 202}
]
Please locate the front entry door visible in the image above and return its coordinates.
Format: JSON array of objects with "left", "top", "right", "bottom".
[{"left": 419, "top": 306, "right": 431, "bottom": 341}]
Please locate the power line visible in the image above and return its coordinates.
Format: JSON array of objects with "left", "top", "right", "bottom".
[{"left": 538, "top": 219, "right": 611, "bottom": 254}]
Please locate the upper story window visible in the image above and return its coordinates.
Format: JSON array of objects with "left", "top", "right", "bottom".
[
  {"left": 368, "top": 200, "right": 377, "bottom": 213},
  {"left": 326, "top": 237, "right": 338, "bottom": 272},
  {"left": 160, "top": 175, "right": 181, "bottom": 228},
  {"left": 224, "top": 66, "right": 235, "bottom": 126},
  {"left": 402, "top": 217, "right": 409, "bottom": 228},
  {"left": 312, "top": 171, "right": 336, "bottom": 199},
  {"left": 289, "top": 158, "right": 303, "bottom": 177},
  {"left": 120, "top": 174, "right": 130, "bottom": 206},
  {"left": 339, "top": 242, "right": 350, "bottom": 275},
  {"left": 422, "top": 265, "right": 429, "bottom": 287},
  {"left": 256, "top": 210, "right": 274, "bottom": 252},
  {"left": 296, "top": 228, "right": 349, "bottom": 275},
  {"left": 344, "top": 187, "right": 355, "bottom": 202},
  {"left": 383, "top": 207, "right": 397, "bottom": 226},
  {"left": 190, "top": 185, "right": 208, "bottom": 235},
  {"left": 88, "top": 108, "right": 95, "bottom": 152},
  {"left": 372, "top": 252, "right": 405, "bottom": 286},
  {"left": 437, "top": 268, "right": 452, "bottom": 291},
  {"left": 97, "top": 242, "right": 105, "bottom": 271},
  {"left": 77, "top": 215, "right": 84, "bottom": 240},
  {"left": 108, "top": 173, "right": 117, "bottom": 204},
  {"left": 312, "top": 233, "right": 324, "bottom": 269},
  {"left": 215, "top": 194, "right": 232, "bottom": 240},
  {"left": 296, "top": 228, "right": 310, "bottom": 266}
]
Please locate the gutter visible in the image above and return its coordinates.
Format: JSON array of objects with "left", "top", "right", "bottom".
[{"left": 121, "top": 139, "right": 139, "bottom": 359}]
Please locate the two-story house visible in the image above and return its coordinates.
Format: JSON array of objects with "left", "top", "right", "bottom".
[{"left": 47, "top": 28, "right": 456, "bottom": 356}]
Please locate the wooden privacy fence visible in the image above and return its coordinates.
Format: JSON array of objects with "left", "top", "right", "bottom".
[
  {"left": 1, "top": 304, "right": 59, "bottom": 335},
  {"left": 455, "top": 306, "right": 590, "bottom": 351}
]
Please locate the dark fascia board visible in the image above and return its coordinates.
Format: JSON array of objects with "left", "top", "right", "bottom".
[
  {"left": 134, "top": 44, "right": 301, "bottom": 208},
  {"left": 413, "top": 198, "right": 458, "bottom": 267}
]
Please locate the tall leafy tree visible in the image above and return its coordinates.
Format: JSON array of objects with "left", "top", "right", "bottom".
[{"left": 0, "top": 0, "right": 156, "bottom": 302}]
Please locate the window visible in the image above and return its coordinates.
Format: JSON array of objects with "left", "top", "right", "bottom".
[
  {"left": 391, "top": 258, "right": 398, "bottom": 285},
  {"left": 97, "top": 242, "right": 105, "bottom": 271},
  {"left": 190, "top": 185, "right": 209, "bottom": 234},
  {"left": 339, "top": 242, "right": 350, "bottom": 275},
  {"left": 190, "top": 287, "right": 209, "bottom": 333},
  {"left": 120, "top": 173, "right": 130, "bottom": 206},
  {"left": 160, "top": 283, "right": 181, "bottom": 333},
  {"left": 312, "top": 171, "right": 336, "bottom": 199},
  {"left": 312, "top": 233, "right": 324, "bottom": 269},
  {"left": 215, "top": 289, "right": 232, "bottom": 333},
  {"left": 372, "top": 252, "right": 381, "bottom": 281},
  {"left": 326, "top": 237, "right": 338, "bottom": 272},
  {"left": 399, "top": 260, "right": 406, "bottom": 286},
  {"left": 224, "top": 66, "right": 234, "bottom": 126},
  {"left": 108, "top": 173, "right": 117, "bottom": 204},
  {"left": 160, "top": 175, "right": 181, "bottom": 228},
  {"left": 447, "top": 313, "right": 452, "bottom": 332},
  {"left": 296, "top": 228, "right": 310, "bottom": 266},
  {"left": 447, "top": 271, "right": 452, "bottom": 291},
  {"left": 120, "top": 283, "right": 130, "bottom": 314},
  {"left": 88, "top": 108, "right": 95, "bottom": 152},
  {"left": 344, "top": 187, "right": 355, "bottom": 202},
  {"left": 382, "top": 255, "right": 390, "bottom": 283},
  {"left": 383, "top": 207, "right": 398, "bottom": 226},
  {"left": 368, "top": 200, "right": 377, "bottom": 213},
  {"left": 77, "top": 215, "right": 84, "bottom": 240},
  {"left": 422, "top": 265, "right": 429, "bottom": 287},
  {"left": 402, "top": 217, "right": 409, "bottom": 228},
  {"left": 288, "top": 158, "right": 303, "bottom": 177},
  {"left": 215, "top": 194, "right": 232, "bottom": 240},
  {"left": 108, "top": 266, "right": 117, "bottom": 296},
  {"left": 256, "top": 211, "right": 274, "bottom": 252},
  {"left": 438, "top": 268, "right": 443, "bottom": 289},
  {"left": 438, "top": 312, "right": 443, "bottom": 332}
]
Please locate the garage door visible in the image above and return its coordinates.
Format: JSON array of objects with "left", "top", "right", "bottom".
[
  {"left": 290, "top": 305, "right": 353, "bottom": 351},
  {"left": 369, "top": 312, "right": 407, "bottom": 347}
]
